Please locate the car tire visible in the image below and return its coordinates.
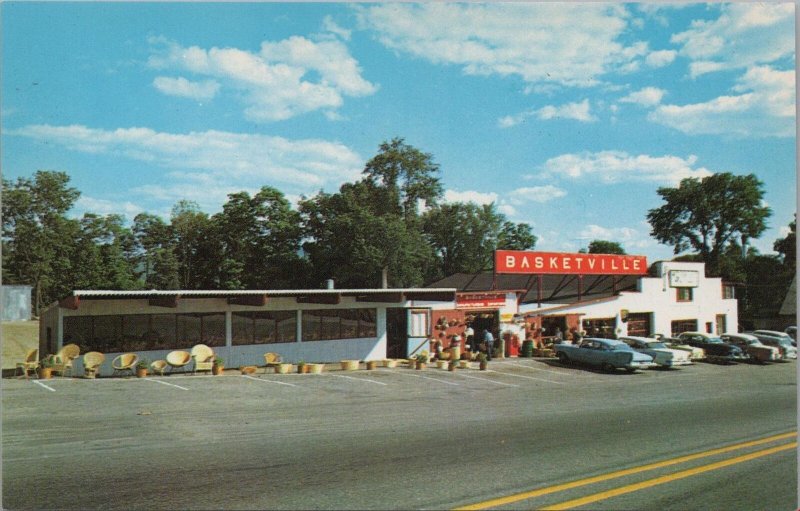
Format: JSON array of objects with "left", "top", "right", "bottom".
[
  {"left": 557, "top": 352, "right": 570, "bottom": 365},
  {"left": 601, "top": 362, "right": 615, "bottom": 373},
  {"left": 625, "top": 367, "right": 637, "bottom": 373}
]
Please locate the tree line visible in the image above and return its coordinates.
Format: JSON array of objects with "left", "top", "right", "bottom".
[{"left": 3, "top": 137, "right": 795, "bottom": 328}]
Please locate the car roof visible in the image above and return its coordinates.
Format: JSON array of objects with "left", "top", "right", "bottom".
[
  {"left": 721, "top": 333, "right": 759, "bottom": 341},
  {"left": 620, "top": 336, "right": 661, "bottom": 343},
  {"left": 584, "top": 338, "right": 624, "bottom": 346},
  {"left": 754, "top": 329, "right": 790, "bottom": 337}
]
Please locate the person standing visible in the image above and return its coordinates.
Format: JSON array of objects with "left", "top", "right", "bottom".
[
  {"left": 465, "top": 324, "right": 475, "bottom": 354},
  {"left": 483, "top": 329, "right": 495, "bottom": 361}
]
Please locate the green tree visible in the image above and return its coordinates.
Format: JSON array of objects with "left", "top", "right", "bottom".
[
  {"left": 587, "top": 240, "right": 626, "bottom": 254},
  {"left": 422, "top": 202, "right": 536, "bottom": 279},
  {"left": 132, "top": 212, "right": 179, "bottom": 288},
  {"left": 170, "top": 200, "right": 214, "bottom": 289},
  {"left": 2, "top": 171, "right": 81, "bottom": 314},
  {"left": 647, "top": 173, "right": 771, "bottom": 276},
  {"left": 213, "top": 187, "right": 307, "bottom": 289}
]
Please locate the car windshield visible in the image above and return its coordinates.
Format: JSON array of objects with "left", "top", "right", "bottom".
[
  {"left": 705, "top": 337, "right": 723, "bottom": 343},
  {"left": 612, "top": 344, "right": 633, "bottom": 351},
  {"left": 647, "top": 342, "right": 667, "bottom": 349}
]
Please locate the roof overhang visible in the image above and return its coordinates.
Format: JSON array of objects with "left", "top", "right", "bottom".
[{"left": 56, "top": 288, "right": 457, "bottom": 310}]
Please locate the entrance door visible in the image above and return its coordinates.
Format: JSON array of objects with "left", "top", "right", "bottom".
[{"left": 386, "top": 308, "right": 407, "bottom": 359}]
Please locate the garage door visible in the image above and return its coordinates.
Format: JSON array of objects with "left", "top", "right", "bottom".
[{"left": 627, "top": 313, "right": 652, "bottom": 337}]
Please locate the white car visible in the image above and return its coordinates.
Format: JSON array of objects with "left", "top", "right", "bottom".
[
  {"left": 620, "top": 336, "right": 694, "bottom": 367},
  {"left": 750, "top": 331, "right": 798, "bottom": 360},
  {"left": 720, "top": 333, "right": 782, "bottom": 363},
  {"left": 649, "top": 334, "right": 706, "bottom": 361}
]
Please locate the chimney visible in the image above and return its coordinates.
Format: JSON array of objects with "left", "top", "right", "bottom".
[
  {"left": 326, "top": 279, "right": 335, "bottom": 290},
  {"left": 381, "top": 267, "right": 389, "bottom": 289}
]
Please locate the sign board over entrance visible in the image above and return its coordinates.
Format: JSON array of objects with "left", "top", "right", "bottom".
[
  {"left": 456, "top": 292, "right": 507, "bottom": 309},
  {"left": 495, "top": 250, "right": 647, "bottom": 275}
]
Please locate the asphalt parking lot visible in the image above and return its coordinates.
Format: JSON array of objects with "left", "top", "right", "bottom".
[{"left": 3, "top": 358, "right": 797, "bottom": 510}]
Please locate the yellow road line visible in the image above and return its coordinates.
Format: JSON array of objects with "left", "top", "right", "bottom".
[
  {"left": 543, "top": 441, "right": 797, "bottom": 510},
  {"left": 454, "top": 431, "right": 796, "bottom": 510}
]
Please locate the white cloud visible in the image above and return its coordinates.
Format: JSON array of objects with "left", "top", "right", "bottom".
[
  {"left": 443, "top": 189, "right": 498, "bottom": 205},
  {"left": 356, "top": 3, "right": 649, "bottom": 88},
  {"left": 619, "top": 87, "right": 666, "bottom": 107},
  {"left": 10, "top": 124, "right": 364, "bottom": 208},
  {"left": 74, "top": 196, "right": 145, "bottom": 222},
  {"left": 645, "top": 49, "right": 676, "bottom": 68},
  {"left": 578, "top": 224, "right": 655, "bottom": 250},
  {"left": 507, "top": 186, "right": 567, "bottom": 204},
  {"left": 671, "top": 3, "right": 794, "bottom": 78},
  {"left": 152, "top": 76, "right": 220, "bottom": 101},
  {"left": 539, "top": 151, "right": 714, "bottom": 185},
  {"left": 648, "top": 66, "right": 795, "bottom": 138},
  {"left": 322, "top": 15, "right": 352, "bottom": 41},
  {"left": 147, "top": 35, "right": 376, "bottom": 121},
  {"left": 499, "top": 100, "right": 595, "bottom": 127}
]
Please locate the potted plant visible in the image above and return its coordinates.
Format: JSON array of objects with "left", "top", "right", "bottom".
[
  {"left": 297, "top": 360, "right": 306, "bottom": 374},
  {"left": 366, "top": 360, "right": 378, "bottom": 370},
  {"left": 212, "top": 357, "right": 225, "bottom": 375},
  {"left": 38, "top": 357, "right": 54, "bottom": 379},
  {"left": 275, "top": 362, "right": 292, "bottom": 374},
  {"left": 415, "top": 353, "right": 428, "bottom": 370},
  {"left": 477, "top": 353, "right": 488, "bottom": 371},
  {"left": 135, "top": 359, "right": 149, "bottom": 378},
  {"left": 448, "top": 359, "right": 457, "bottom": 371}
]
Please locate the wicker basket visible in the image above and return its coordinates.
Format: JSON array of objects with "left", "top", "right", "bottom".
[{"left": 340, "top": 360, "right": 359, "bottom": 371}]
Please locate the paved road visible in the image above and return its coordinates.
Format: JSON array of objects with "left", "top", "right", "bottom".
[{"left": 2, "top": 358, "right": 796, "bottom": 510}]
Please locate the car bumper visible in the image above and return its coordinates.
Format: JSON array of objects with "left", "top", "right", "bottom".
[{"left": 627, "top": 361, "right": 658, "bottom": 369}]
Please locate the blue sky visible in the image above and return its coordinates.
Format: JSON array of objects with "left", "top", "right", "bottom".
[{"left": 2, "top": 2, "right": 796, "bottom": 263}]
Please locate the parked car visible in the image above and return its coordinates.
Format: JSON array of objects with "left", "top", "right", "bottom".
[
  {"left": 650, "top": 333, "right": 706, "bottom": 360},
  {"left": 785, "top": 326, "right": 797, "bottom": 343},
  {"left": 719, "top": 333, "right": 782, "bottom": 363},
  {"left": 754, "top": 329, "right": 796, "bottom": 347},
  {"left": 619, "top": 336, "right": 693, "bottom": 368},
  {"left": 676, "top": 332, "right": 747, "bottom": 363},
  {"left": 749, "top": 332, "right": 798, "bottom": 360},
  {"left": 554, "top": 338, "right": 656, "bottom": 373}
]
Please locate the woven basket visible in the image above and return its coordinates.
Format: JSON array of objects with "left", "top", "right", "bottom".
[{"left": 340, "top": 360, "right": 359, "bottom": 371}]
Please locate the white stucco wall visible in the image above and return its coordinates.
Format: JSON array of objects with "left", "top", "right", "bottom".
[{"left": 518, "top": 261, "right": 737, "bottom": 337}]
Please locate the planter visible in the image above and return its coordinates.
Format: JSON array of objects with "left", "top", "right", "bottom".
[
  {"left": 307, "top": 363, "right": 324, "bottom": 374},
  {"left": 275, "top": 363, "right": 292, "bottom": 374},
  {"left": 366, "top": 361, "right": 378, "bottom": 370},
  {"left": 239, "top": 366, "right": 256, "bottom": 375},
  {"left": 479, "top": 361, "right": 488, "bottom": 371},
  {"left": 436, "top": 360, "right": 448, "bottom": 369},
  {"left": 459, "top": 360, "right": 472, "bottom": 369},
  {"left": 136, "top": 367, "right": 148, "bottom": 378},
  {"left": 383, "top": 359, "right": 398, "bottom": 368},
  {"left": 448, "top": 361, "right": 457, "bottom": 371},
  {"left": 340, "top": 360, "right": 359, "bottom": 371},
  {"left": 407, "top": 359, "right": 417, "bottom": 368},
  {"left": 38, "top": 367, "right": 53, "bottom": 379},
  {"left": 213, "top": 364, "right": 225, "bottom": 375},
  {"left": 415, "top": 362, "right": 426, "bottom": 370},
  {"left": 297, "top": 365, "right": 306, "bottom": 374}
]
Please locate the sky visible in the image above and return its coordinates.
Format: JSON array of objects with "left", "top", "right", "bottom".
[{"left": 1, "top": 2, "right": 796, "bottom": 264}]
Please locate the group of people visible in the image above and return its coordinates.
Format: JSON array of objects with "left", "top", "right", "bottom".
[{"left": 431, "top": 324, "right": 497, "bottom": 361}]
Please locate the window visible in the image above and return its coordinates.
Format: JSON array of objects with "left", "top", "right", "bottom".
[
  {"left": 671, "top": 319, "right": 698, "bottom": 336},
  {"left": 302, "top": 308, "right": 377, "bottom": 341},
  {"left": 176, "top": 313, "right": 226, "bottom": 347},
  {"left": 232, "top": 311, "right": 297, "bottom": 345},
  {"left": 676, "top": 287, "right": 693, "bottom": 302},
  {"left": 409, "top": 310, "right": 429, "bottom": 337},
  {"left": 722, "top": 285, "right": 735, "bottom": 299}
]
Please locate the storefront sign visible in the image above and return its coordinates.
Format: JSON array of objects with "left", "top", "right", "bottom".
[
  {"left": 495, "top": 250, "right": 648, "bottom": 275},
  {"left": 668, "top": 270, "right": 699, "bottom": 288},
  {"left": 456, "top": 292, "right": 506, "bottom": 309}
]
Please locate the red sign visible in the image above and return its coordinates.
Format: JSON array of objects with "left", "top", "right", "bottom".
[
  {"left": 456, "top": 292, "right": 507, "bottom": 309},
  {"left": 495, "top": 250, "right": 647, "bottom": 275}
]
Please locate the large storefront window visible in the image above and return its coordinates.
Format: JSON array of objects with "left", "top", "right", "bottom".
[
  {"left": 583, "top": 318, "right": 617, "bottom": 339},
  {"left": 232, "top": 311, "right": 297, "bottom": 345},
  {"left": 302, "top": 309, "right": 376, "bottom": 341},
  {"left": 177, "top": 313, "right": 225, "bottom": 347}
]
